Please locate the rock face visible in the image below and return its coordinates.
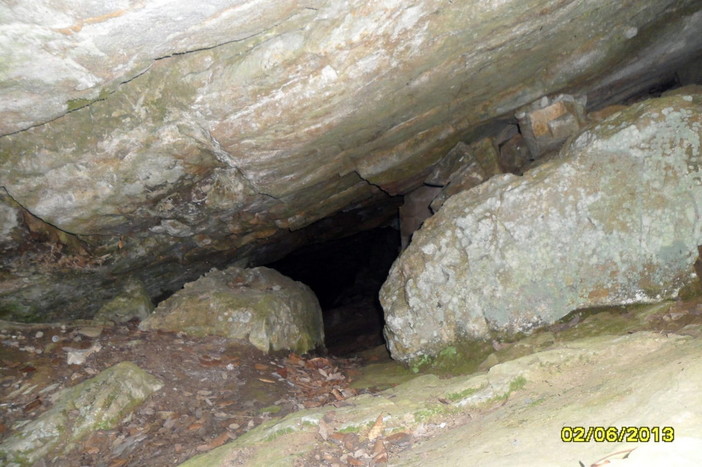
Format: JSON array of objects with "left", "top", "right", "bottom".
[
  {"left": 1, "top": 1, "right": 701, "bottom": 320},
  {"left": 0, "top": 362, "right": 162, "bottom": 466},
  {"left": 139, "top": 266, "right": 324, "bottom": 353},
  {"left": 380, "top": 95, "right": 702, "bottom": 363},
  {"left": 93, "top": 278, "right": 154, "bottom": 323}
]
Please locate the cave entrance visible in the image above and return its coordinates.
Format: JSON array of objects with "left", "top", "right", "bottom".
[{"left": 268, "top": 226, "right": 399, "bottom": 356}]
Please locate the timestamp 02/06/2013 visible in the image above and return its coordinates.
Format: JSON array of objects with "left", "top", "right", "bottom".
[{"left": 561, "top": 426, "right": 674, "bottom": 443}]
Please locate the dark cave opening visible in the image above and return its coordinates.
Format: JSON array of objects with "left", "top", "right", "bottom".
[{"left": 267, "top": 226, "right": 400, "bottom": 356}]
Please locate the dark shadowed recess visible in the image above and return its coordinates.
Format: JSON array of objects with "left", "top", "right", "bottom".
[{"left": 267, "top": 226, "right": 400, "bottom": 356}]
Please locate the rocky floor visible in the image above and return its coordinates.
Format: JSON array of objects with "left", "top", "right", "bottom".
[
  {"left": 3, "top": 297, "right": 702, "bottom": 466},
  {"left": 0, "top": 318, "right": 389, "bottom": 466},
  {"left": 179, "top": 297, "right": 702, "bottom": 467}
]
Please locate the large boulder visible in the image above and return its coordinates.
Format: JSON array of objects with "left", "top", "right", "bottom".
[
  {"left": 380, "top": 94, "right": 702, "bottom": 363},
  {"left": 139, "top": 266, "right": 324, "bottom": 353},
  {"left": 93, "top": 277, "right": 154, "bottom": 323}
]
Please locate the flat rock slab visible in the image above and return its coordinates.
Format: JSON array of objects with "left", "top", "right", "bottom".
[
  {"left": 381, "top": 94, "right": 702, "bottom": 363},
  {"left": 395, "top": 332, "right": 702, "bottom": 466},
  {"left": 176, "top": 327, "right": 702, "bottom": 466},
  {"left": 0, "top": 361, "right": 162, "bottom": 466}
]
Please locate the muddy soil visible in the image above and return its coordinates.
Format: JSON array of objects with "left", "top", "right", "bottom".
[{"left": 0, "top": 320, "right": 385, "bottom": 466}]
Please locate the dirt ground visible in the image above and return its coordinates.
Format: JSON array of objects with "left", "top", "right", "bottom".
[
  {"left": 4, "top": 298, "right": 702, "bottom": 466},
  {"left": 0, "top": 318, "right": 389, "bottom": 467}
]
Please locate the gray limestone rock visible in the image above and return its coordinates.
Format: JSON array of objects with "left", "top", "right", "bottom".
[
  {"left": 0, "top": 190, "right": 22, "bottom": 253},
  {"left": 425, "top": 142, "right": 474, "bottom": 187},
  {"left": 380, "top": 94, "right": 702, "bottom": 363},
  {"left": 429, "top": 138, "right": 502, "bottom": 212},
  {"left": 498, "top": 133, "right": 531, "bottom": 174},
  {"left": 0, "top": 362, "right": 162, "bottom": 466},
  {"left": 139, "top": 266, "right": 324, "bottom": 353},
  {"left": 93, "top": 277, "right": 154, "bottom": 324}
]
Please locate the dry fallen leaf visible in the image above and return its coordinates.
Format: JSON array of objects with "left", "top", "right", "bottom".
[
  {"left": 198, "top": 355, "right": 222, "bottom": 367},
  {"left": 385, "top": 431, "right": 413, "bottom": 448},
  {"left": 287, "top": 353, "right": 304, "bottom": 365},
  {"left": 368, "top": 414, "right": 385, "bottom": 441},
  {"left": 196, "top": 432, "right": 231, "bottom": 452},
  {"left": 307, "top": 357, "right": 331, "bottom": 369},
  {"left": 318, "top": 419, "right": 330, "bottom": 441},
  {"left": 23, "top": 398, "right": 42, "bottom": 412},
  {"left": 373, "top": 439, "right": 388, "bottom": 462},
  {"left": 187, "top": 421, "right": 205, "bottom": 431},
  {"left": 108, "top": 459, "right": 128, "bottom": 467},
  {"left": 19, "top": 365, "right": 37, "bottom": 373}
]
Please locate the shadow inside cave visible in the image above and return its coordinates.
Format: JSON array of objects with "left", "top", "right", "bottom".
[{"left": 267, "top": 226, "right": 399, "bottom": 356}]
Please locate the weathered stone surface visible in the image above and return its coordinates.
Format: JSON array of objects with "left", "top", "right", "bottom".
[
  {"left": 93, "top": 277, "right": 153, "bottom": 324},
  {"left": 587, "top": 104, "right": 630, "bottom": 124},
  {"left": 425, "top": 142, "right": 474, "bottom": 187},
  {"left": 664, "top": 83, "right": 702, "bottom": 102},
  {"left": 0, "top": 362, "right": 162, "bottom": 466},
  {"left": 429, "top": 138, "right": 501, "bottom": 212},
  {"left": 380, "top": 95, "right": 702, "bottom": 363},
  {"left": 516, "top": 94, "right": 588, "bottom": 158},
  {"left": 178, "top": 327, "right": 702, "bottom": 466},
  {"left": 139, "top": 266, "right": 324, "bottom": 353},
  {"left": 498, "top": 133, "right": 531, "bottom": 174},
  {"left": 399, "top": 186, "right": 442, "bottom": 251},
  {"left": 469, "top": 137, "right": 503, "bottom": 180},
  {"left": 0, "top": 189, "right": 22, "bottom": 254},
  {"left": 1, "top": 1, "right": 701, "bottom": 320}
]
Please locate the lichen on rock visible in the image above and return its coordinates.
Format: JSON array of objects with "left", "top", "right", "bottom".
[
  {"left": 93, "top": 277, "right": 154, "bottom": 324},
  {"left": 380, "top": 94, "right": 702, "bottom": 364},
  {"left": 139, "top": 266, "right": 324, "bottom": 354},
  {"left": 0, "top": 362, "right": 162, "bottom": 466}
]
